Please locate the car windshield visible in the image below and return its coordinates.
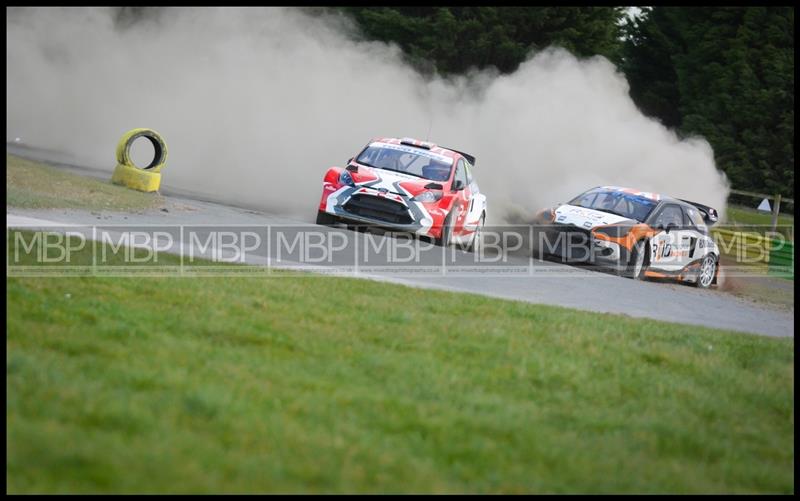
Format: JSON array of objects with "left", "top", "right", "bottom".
[
  {"left": 356, "top": 143, "right": 453, "bottom": 181},
  {"left": 569, "top": 189, "right": 658, "bottom": 222}
]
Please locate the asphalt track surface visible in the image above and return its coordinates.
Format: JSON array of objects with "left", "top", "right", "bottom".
[{"left": 6, "top": 143, "right": 794, "bottom": 338}]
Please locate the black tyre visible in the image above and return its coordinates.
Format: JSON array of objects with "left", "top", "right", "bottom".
[
  {"left": 624, "top": 239, "right": 648, "bottom": 280},
  {"left": 465, "top": 213, "right": 485, "bottom": 253},
  {"left": 436, "top": 211, "right": 454, "bottom": 247},
  {"left": 316, "top": 211, "right": 337, "bottom": 226},
  {"left": 693, "top": 254, "right": 717, "bottom": 289}
]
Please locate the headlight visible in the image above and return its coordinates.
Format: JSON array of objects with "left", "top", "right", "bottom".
[
  {"left": 413, "top": 190, "right": 443, "bottom": 203},
  {"left": 339, "top": 170, "right": 355, "bottom": 187}
]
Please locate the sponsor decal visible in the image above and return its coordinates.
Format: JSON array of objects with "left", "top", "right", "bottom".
[{"left": 370, "top": 141, "right": 454, "bottom": 165}]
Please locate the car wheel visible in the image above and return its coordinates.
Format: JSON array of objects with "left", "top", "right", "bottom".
[
  {"left": 436, "top": 211, "right": 454, "bottom": 247},
  {"left": 316, "top": 210, "right": 337, "bottom": 226},
  {"left": 466, "top": 213, "right": 485, "bottom": 253},
  {"left": 624, "top": 239, "right": 648, "bottom": 280},
  {"left": 694, "top": 254, "right": 716, "bottom": 289}
]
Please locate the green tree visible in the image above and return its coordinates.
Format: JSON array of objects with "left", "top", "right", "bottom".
[
  {"left": 338, "top": 7, "right": 625, "bottom": 75},
  {"left": 623, "top": 7, "right": 794, "bottom": 197}
]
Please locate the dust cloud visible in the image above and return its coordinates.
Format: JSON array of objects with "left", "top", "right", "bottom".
[{"left": 6, "top": 7, "right": 729, "bottom": 221}]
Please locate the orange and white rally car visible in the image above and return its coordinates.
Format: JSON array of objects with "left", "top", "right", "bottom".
[
  {"left": 316, "top": 137, "right": 487, "bottom": 251},
  {"left": 533, "top": 186, "right": 721, "bottom": 288}
]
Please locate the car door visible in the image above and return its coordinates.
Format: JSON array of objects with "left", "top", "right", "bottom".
[
  {"left": 648, "top": 204, "right": 692, "bottom": 272},
  {"left": 462, "top": 160, "right": 484, "bottom": 229},
  {"left": 451, "top": 158, "right": 471, "bottom": 235},
  {"left": 680, "top": 205, "right": 713, "bottom": 266}
]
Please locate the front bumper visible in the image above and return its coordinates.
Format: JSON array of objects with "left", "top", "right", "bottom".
[
  {"left": 321, "top": 183, "right": 438, "bottom": 237},
  {"left": 533, "top": 224, "right": 632, "bottom": 265}
]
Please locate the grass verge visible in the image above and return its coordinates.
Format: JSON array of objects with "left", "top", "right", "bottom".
[
  {"left": 6, "top": 230, "right": 794, "bottom": 493},
  {"left": 6, "top": 154, "right": 163, "bottom": 211},
  {"left": 725, "top": 205, "right": 794, "bottom": 240}
]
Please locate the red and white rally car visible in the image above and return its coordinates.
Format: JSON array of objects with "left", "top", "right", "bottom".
[{"left": 316, "top": 137, "right": 487, "bottom": 250}]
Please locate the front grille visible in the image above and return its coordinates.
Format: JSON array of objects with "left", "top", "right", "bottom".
[
  {"left": 343, "top": 194, "right": 413, "bottom": 225},
  {"left": 546, "top": 224, "right": 593, "bottom": 262}
]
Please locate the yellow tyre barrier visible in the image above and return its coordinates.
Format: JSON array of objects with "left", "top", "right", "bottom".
[{"left": 111, "top": 128, "right": 168, "bottom": 192}]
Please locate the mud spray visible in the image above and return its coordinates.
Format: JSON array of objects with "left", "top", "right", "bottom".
[{"left": 7, "top": 7, "right": 729, "bottom": 221}]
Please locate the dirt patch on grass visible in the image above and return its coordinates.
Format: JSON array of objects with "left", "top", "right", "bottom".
[
  {"left": 7, "top": 154, "right": 164, "bottom": 212},
  {"left": 718, "top": 257, "right": 793, "bottom": 312}
]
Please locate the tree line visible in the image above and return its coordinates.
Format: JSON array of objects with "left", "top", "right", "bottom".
[{"left": 337, "top": 7, "right": 794, "bottom": 198}]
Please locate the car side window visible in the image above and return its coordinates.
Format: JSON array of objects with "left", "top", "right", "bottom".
[
  {"left": 464, "top": 160, "right": 474, "bottom": 184},
  {"left": 682, "top": 206, "right": 708, "bottom": 233},
  {"left": 653, "top": 204, "right": 683, "bottom": 228},
  {"left": 455, "top": 159, "right": 467, "bottom": 187},
  {"left": 682, "top": 207, "right": 693, "bottom": 226}
]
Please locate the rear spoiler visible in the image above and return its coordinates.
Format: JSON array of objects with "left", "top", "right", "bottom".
[
  {"left": 442, "top": 147, "right": 476, "bottom": 167},
  {"left": 679, "top": 199, "right": 719, "bottom": 225}
]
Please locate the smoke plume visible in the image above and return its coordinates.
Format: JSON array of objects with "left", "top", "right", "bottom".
[{"left": 7, "top": 7, "right": 729, "bottom": 222}]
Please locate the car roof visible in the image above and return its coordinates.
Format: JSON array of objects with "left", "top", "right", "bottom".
[
  {"left": 371, "top": 136, "right": 460, "bottom": 160},
  {"left": 594, "top": 185, "right": 682, "bottom": 204}
]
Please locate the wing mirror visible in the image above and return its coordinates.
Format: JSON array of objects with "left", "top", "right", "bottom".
[
  {"left": 452, "top": 179, "right": 465, "bottom": 192},
  {"left": 664, "top": 222, "right": 678, "bottom": 234}
]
